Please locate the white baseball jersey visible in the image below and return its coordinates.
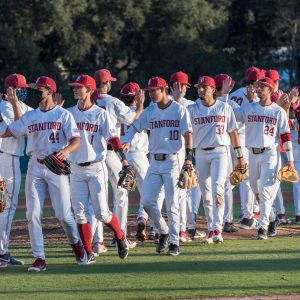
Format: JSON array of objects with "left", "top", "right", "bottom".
[
  {"left": 234, "top": 102, "right": 290, "bottom": 148},
  {"left": 0, "top": 100, "right": 32, "bottom": 156},
  {"left": 188, "top": 99, "right": 237, "bottom": 148},
  {"left": 68, "top": 105, "right": 117, "bottom": 164},
  {"left": 96, "top": 93, "right": 136, "bottom": 137},
  {"left": 120, "top": 106, "right": 148, "bottom": 152},
  {"left": 124, "top": 101, "right": 192, "bottom": 154},
  {"left": 9, "top": 106, "right": 80, "bottom": 158}
]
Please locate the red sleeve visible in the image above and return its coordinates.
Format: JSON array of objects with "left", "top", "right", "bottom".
[
  {"left": 108, "top": 136, "right": 122, "bottom": 150},
  {"left": 280, "top": 132, "right": 291, "bottom": 143}
]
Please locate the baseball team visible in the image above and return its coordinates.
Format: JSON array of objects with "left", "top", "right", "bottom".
[{"left": 0, "top": 66, "right": 299, "bottom": 271}]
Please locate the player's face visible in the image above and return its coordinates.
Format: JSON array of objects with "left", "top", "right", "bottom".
[
  {"left": 73, "top": 86, "right": 89, "bottom": 100},
  {"left": 197, "top": 85, "right": 214, "bottom": 100},
  {"left": 256, "top": 84, "right": 272, "bottom": 99},
  {"left": 148, "top": 88, "right": 163, "bottom": 102}
]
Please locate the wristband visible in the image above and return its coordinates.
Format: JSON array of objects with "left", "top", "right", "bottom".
[
  {"left": 115, "top": 148, "right": 127, "bottom": 162},
  {"left": 185, "top": 148, "right": 193, "bottom": 161},
  {"left": 234, "top": 146, "right": 243, "bottom": 159},
  {"left": 0, "top": 113, "right": 3, "bottom": 123},
  {"left": 286, "top": 150, "right": 294, "bottom": 162}
]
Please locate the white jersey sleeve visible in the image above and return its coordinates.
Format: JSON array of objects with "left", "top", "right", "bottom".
[
  {"left": 120, "top": 106, "right": 149, "bottom": 152},
  {"left": 96, "top": 93, "right": 136, "bottom": 136},
  {"left": 0, "top": 100, "right": 33, "bottom": 156}
]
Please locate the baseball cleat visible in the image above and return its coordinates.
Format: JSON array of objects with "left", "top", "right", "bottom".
[
  {"left": 126, "top": 238, "right": 137, "bottom": 249},
  {"left": 116, "top": 236, "right": 129, "bottom": 259},
  {"left": 136, "top": 221, "right": 147, "bottom": 242},
  {"left": 276, "top": 214, "right": 291, "bottom": 226},
  {"left": 179, "top": 231, "right": 192, "bottom": 243},
  {"left": 239, "top": 217, "right": 258, "bottom": 230},
  {"left": 93, "top": 242, "right": 107, "bottom": 256},
  {"left": 295, "top": 215, "right": 300, "bottom": 224},
  {"left": 257, "top": 228, "right": 268, "bottom": 240},
  {"left": 28, "top": 258, "right": 46, "bottom": 272},
  {"left": 156, "top": 234, "right": 169, "bottom": 253},
  {"left": 188, "top": 229, "right": 206, "bottom": 240},
  {"left": 86, "top": 253, "right": 96, "bottom": 264},
  {"left": 71, "top": 240, "right": 88, "bottom": 265},
  {"left": 168, "top": 243, "right": 180, "bottom": 256},
  {"left": 267, "top": 221, "right": 277, "bottom": 237},
  {"left": 0, "top": 253, "right": 24, "bottom": 265},
  {"left": 0, "top": 261, "right": 8, "bottom": 268},
  {"left": 154, "top": 233, "right": 160, "bottom": 244},
  {"left": 203, "top": 231, "right": 214, "bottom": 244},
  {"left": 109, "top": 239, "right": 116, "bottom": 248},
  {"left": 213, "top": 230, "right": 224, "bottom": 244},
  {"left": 223, "top": 222, "right": 238, "bottom": 233},
  {"left": 147, "top": 229, "right": 155, "bottom": 241}
]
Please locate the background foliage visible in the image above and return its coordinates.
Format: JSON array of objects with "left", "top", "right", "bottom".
[{"left": 0, "top": 0, "right": 300, "bottom": 103}]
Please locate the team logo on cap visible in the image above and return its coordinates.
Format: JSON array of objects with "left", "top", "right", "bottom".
[{"left": 76, "top": 76, "right": 81, "bottom": 81}]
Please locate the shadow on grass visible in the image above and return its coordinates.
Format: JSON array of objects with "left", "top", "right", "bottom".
[{"left": 4, "top": 257, "right": 300, "bottom": 275}]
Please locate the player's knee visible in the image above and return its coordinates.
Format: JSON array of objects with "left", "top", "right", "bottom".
[
  {"left": 26, "top": 210, "right": 41, "bottom": 223},
  {"left": 215, "top": 194, "right": 224, "bottom": 207},
  {"left": 98, "top": 212, "right": 111, "bottom": 224}
]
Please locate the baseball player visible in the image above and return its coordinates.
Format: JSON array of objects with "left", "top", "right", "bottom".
[
  {"left": 118, "top": 82, "right": 155, "bottom": 242},
  {"left": 169, "top": 71, "right": 203, "bottom": 242},
  {"left": 188, "top": 76, "right": 246, "bottom": 244},
  {"left": 287, "top": 87, "right": 300, "bottom": 224},
  {"left": 93, "top": 69, "right": 143, "bottom": 248},
  {"left": 214, "top": 73, "right": 239, "bottom": 233},
  {"left": 233, "top": 77, "right": 294, "bottom": 239},
  {"left": 229, "top": 68, "right": 265, "bottom": 229},
  {"left": 68, "top": 74, "right": 130, "bottom": 261},
  {"left": 0, "top": 76, "right": 87, "bottom": 271},
  {"left": 266, "top": 69, "right": 290, "bottom": 226},
  {"left": 123, "top": 76, "right": 193, "bottom": 256},
  {"left": 0, "top": 74, "right": 32, "bottom": 268}
]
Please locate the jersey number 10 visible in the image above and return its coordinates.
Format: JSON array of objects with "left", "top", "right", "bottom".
[{"left": 169, "top": 130, "right": 179, "bottom": 140}]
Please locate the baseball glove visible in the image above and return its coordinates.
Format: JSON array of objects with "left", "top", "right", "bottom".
[
  {"left": 277, "top": 165, "right": 299, "bottom": 183},
  {"left": 118, "top": 165, "right": 137, "bottom": 191},
  {"left": 177, "top": 163, "right": 198, "bottom": 189},
  {"left": 0, "top": 180, "right": 7, "bottom": 213},
  {"left": 43, "top": 154, "right": 71, "bottom": 176},
  {"left": 229, "top": 163, "right": 248, "bottom": 186}
]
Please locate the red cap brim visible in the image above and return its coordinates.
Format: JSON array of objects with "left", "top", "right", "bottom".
[
  {"left": 110, "top": 76, "right": 117, "bottom": 82},
  {"left": 68, "top": 82, "right": 85, "bottom": 87}
]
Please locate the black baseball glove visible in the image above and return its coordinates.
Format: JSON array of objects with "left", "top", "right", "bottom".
[
  {"left": 43, "top": 154, "right": 71, "bottom": 176},
  {"left": 118, "top": 165, "right": 136, "bottom": 191}
]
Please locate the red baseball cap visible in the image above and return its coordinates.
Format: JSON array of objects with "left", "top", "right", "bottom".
[
  {"left": 4, "top": 74, "right": 28, "bottom": 89},
  {"left": 214, "top": 74, "right": 235, "bottom": 91},
  {"left": 145, "top": 77, "right": 168, "bottom": 89},
  {"left": 246, "top": 69, "right": 265, "bottom": 82},
  {"left": 255, "top": 77, "right": 275, "bottom": 90},
  {"left": 266, "top": 69, "right": 280, "bottom": 81},
  {"left": 245, "top": 66, "right": 260, "bottom": 79},
  {"left": 29, "top": 76, "right": 57, "bottom": 93},
  {"left": 194, "top": 76, "right": 216, "bottom": 88},
  {"left": 69, "top": 74, "right": 96, "bottom": 90},
  {"left": 94, "top": 69, "right": 117, "bottom": 83},
  {"left": 169, "top": 71, "right": 190, "bottom": 86},
  {"left": 120, "top": 82, "right": 140, "bottom": 96}
]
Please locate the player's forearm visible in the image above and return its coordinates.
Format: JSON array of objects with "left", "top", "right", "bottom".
[
  {"left": 281, "top": 132, "right": 294, "bottom": 161},
  {"left": 123, "top": 125, "right": 138, "bottom": 144},
  {"left": 108, "top": 136, "right": 128, "bottom": 165},
  {"left": 229, "top": 130, "right": 244, "bottom": 160},
  {"left": 184, "top": 131, "right": 193, "bottom": 163},
  {"left": 11, "top": 102, "right": 22, "bottom": 121},
  {"left": 64, "top": 137, "right": 81, "bottom": 154},
  {"left": 132, "top": 105, "right": 143, "bottom": 122}
]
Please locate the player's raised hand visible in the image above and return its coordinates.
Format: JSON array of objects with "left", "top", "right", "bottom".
[
  {"left": 6, "top": 87, "right": 18, "bottom": 104},
  {"left": 135, "top": 89, "right": 145, "bottom": 108},
  {"left": 54, "top": 93, "right": 65, "bottom": 107},
  {"left": 289, "top": 87, "right": 299, "bottom": 105},
  {"left": 170, "top": 82, "right": 184, "bottom": 101},
  {"left": 221, "top": 77, "right": 233, "bottom": 95},
  {"left": 277, "top": 92, "right": 290, "bottom": 110},
  {"left": 246, "top": 84, "right": 256, "bottom": 101}
]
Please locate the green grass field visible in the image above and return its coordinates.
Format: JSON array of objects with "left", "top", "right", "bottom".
[{"left": 2, "top": 238, "right": 300, "bottom": 300}]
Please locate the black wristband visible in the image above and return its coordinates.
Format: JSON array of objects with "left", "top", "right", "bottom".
[
  {"left": 115, "top": 148, "right": 127, "bottom": 162},
  {"left": 0, "top": 113, "right": 3, "bottom": 122},
  {"left": 185, "top": 148, "right": 193, "bottom": 161}
]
